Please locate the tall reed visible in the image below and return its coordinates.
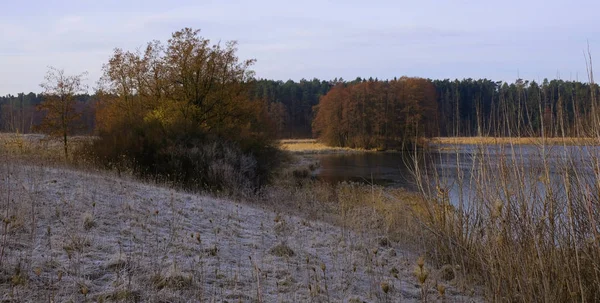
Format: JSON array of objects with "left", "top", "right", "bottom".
[{"left": 411, "top": 56, "right": 600, "bottom": 302}]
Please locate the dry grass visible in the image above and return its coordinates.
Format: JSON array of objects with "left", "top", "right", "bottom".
[
  {"left": 279, "top": 139, "right": 374, "bottom": 154},
  {"left": 0, "top": 133, "right": 92, "bottom": 162},
  {"left": 413, "top": 137, "right": 600, "bottom": 302},
  {"left": 429, "top": 136, "right": 598, "bottom": 146}
]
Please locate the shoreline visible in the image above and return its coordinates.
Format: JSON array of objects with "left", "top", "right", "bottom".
[
  {"left": 429, "top": 136, "right": 599, "bottom": 146},
  {"left": 278, "top": 139, "right": 378, "bottom": 154}
]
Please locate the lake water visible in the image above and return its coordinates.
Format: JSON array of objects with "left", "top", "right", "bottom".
[
  {"left": 309, "top": 152, "right": 419, "bottom": 188},
  {"left": 310, "top": 144, "right": 600, "bottom": 205}
]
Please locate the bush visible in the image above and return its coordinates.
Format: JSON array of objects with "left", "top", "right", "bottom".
[
  {"left": 86, "top": 28, "right": 284, "bottom": 194},
  {"left": 87, "top": 125, "right": 283, "bottom": 194}
]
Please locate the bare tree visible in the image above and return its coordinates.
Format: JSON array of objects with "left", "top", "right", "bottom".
[{"left": 36, "top": 67, "right": 88, "bottom": 160}]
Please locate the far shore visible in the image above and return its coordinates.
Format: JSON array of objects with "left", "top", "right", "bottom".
[
  {"left": 429, "top": 136, "right": 599, "bottom": 146},
  {"left": 279, "top": 136, "right": 600, "bottom": 155},
  {"left": 278, "top": 139, "right": 378, "bottom": 154}
]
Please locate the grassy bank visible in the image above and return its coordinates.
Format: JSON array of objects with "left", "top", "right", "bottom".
[
  {"left": 12, "top": 132, "right": 600, "bottom": 301},
  {"left": 0, "top": 134, "right": 480, "bottom": 302}
]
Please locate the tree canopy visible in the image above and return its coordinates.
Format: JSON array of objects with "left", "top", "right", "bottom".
[
  {"left": 91, "top": 28, "right": 280, "bottom": 190},
  {"left": 312, "top": 77, "right": 437, "bottom": 149}
]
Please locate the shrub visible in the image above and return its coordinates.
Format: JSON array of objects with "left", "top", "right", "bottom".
[
  {"left": 86, "top": 28, "right": 284, "bottom": 193},
  {"left": 88, "top": 125, "right": 282, "bottom": 194}
]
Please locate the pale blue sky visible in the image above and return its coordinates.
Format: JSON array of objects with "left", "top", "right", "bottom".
[{"left": 1, "top": 0, "right": 599, "bottom": 94}]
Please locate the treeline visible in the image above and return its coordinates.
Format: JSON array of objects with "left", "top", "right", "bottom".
[
  {"left": 434, "top": 78, "right": 600, "bottom": 137},
  {"left": 250, "top": 77, "right": 600, "bottom": 144},
  {"left": 250, "top": 79, "right": 331, "bottom": 138},
  {"left": 0, "top": 93, "right": 96, "bottom": 133},
  {"left": 3, "top": 68, "right": 600, "bottom": 144}
]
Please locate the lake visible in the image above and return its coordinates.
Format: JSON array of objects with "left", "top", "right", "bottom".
[
  {"left": 309, "top": 144, "right": 600, "bottom": 205},
  {"left": 309, "top": 152, "right": 418, "bottom": 188}
]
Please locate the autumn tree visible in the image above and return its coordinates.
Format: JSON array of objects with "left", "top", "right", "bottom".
[
  {"left": 312, "top": 84, "right": 349, "bottom": 146},
  {"left": 94, "top": 28, "right": 280, "bottom": 190},
  {"left": 36, "top": 67, "right": 87, "bottom": 159},
  {"left": 391, "top": 77, "right": 437, "bottom": 142},
  {"left": 313, "top": 77, "right": 437, "bottom": 149},
  {"left": 96, "top": 28, "right": 259, "bottom": 137}
]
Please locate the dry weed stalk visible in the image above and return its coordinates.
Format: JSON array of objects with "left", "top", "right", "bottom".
[{"left": 409, "top": 53, "right": 600, "bottom": 302}]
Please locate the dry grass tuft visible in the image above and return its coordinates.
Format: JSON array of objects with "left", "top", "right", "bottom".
[
  {"left": 269, "top": 242, "right": 295, "bottom": 257},
  {"left": 82, "top": 212, "right": 96, "bottom": 230}
]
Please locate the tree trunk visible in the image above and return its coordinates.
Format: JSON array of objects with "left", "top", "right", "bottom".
[{"left": 63, "top": 131, "right": 68, "bottom": 160}]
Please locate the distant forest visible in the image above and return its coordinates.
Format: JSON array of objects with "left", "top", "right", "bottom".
[
  {"left": 2, "top": 77, "right": 599, "bottom": 140},
  {"left": 0, "top": 93, "right": 97, "bottom": 134},
  {"left": 252, "top": 78, "right": 600, "bottom": 141}
]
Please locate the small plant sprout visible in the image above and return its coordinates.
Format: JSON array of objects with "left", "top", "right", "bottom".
[
  {"left": 80, "top": 284, "right": 89, "bottom": 296},
  {"left": 437, "top": 282, "right": 446, "bottom": 298},
  {"left": 414, "top": 256, "right": 429, "bottom": 301},
  {"left": 381, "top": 281, "right": 390, "bottom": 293}
]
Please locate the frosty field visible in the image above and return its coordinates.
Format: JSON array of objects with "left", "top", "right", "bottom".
[{"left": 0, "top": 161, "right": 479, "bottom": 302}]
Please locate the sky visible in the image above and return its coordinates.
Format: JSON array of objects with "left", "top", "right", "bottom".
[{"left": 1, "top": 0, "right": 599, "bottom": 95}]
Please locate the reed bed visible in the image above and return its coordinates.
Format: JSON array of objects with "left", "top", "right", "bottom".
[{"left": 414, "top": 117, "right": 600, "bottom": 301}]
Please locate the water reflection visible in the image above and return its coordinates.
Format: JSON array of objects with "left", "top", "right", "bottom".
[{"left": 310, "top": 152, "right": 418, "bottom": 189}]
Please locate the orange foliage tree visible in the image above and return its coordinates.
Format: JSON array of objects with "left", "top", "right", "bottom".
[
  {"left": 96, "top": 29, "right": 266, "bottom": 139},
  {"left": 313, "top": 77, "right": 437, "bottom": 149},
  {"left": 93, "top": 28, "right": 279, "bottom": 189}
]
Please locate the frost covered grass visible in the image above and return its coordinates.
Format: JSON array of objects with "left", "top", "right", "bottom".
[{"left": 0, "top": 156, "right": 481, "bottom": 302}]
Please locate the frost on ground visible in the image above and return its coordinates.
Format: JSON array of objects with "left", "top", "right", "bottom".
[{"left": 0, "top": 163, "right": 481, "bottom": 302}]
